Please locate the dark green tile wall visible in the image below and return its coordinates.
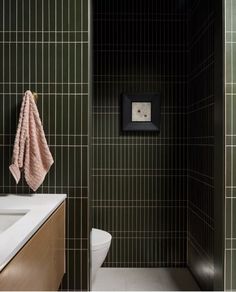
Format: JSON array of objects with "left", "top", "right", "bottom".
[
  {"left": 0, "top": 0, "right": 90, "bottom": 290},
  {"left": 92, "top": 0, "right": 188, "bottom": 267},
  {"left": 225, "top": 0, "right": 236, "bottom": 290},
  {"left": 186, "top": 0, "right": 226, "bottom": 290},
  {"left": 187, "top": 1, "right": 215, "bottom": 290}
]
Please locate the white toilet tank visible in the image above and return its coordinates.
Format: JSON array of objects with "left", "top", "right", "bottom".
[{"left": 91, "top": 228, "right": 112, "bottom": 281}]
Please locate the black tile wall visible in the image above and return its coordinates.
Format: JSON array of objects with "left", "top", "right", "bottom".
[
  {"left": 92, "top": 0, "right": 189, "bottom": 267},
  {"left": 187, "top": 0, "right": 215, "bottom": 290},
  {"left": 0, "top": 0, "right": 90, "bottom": 291}
]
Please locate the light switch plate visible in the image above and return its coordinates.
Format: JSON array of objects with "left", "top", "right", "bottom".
[{"left": 132, "top": 102, "right": 151, "bottom": 122}]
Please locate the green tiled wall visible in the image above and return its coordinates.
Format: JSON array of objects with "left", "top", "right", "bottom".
[
  {"left": 0, "top": 0, "right": 90, "bottom": 291},
  {"left": 225, "top": 0, "right": 236, "bottom": 290},
  {"left": 187, "top": 1, "right": 215, "bottom": 290},
  {"left": 92, "top": 2, "right": 217, "bottom": 289},
  {"left": 92, "top": 0, "right": 188, "bottom": 267}
]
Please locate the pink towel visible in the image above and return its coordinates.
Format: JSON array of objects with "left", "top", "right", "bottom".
[{"left": 9, "top": 90, "right": 54, "bottom": 191}]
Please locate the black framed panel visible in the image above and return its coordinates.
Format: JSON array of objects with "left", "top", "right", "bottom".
[{"left": 122, "top": 93, "right": 161, "bottom": 132}]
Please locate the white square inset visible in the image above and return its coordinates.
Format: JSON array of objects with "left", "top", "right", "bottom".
[{"left": 132, "top": 102, "right": 151, "bottom": 122}]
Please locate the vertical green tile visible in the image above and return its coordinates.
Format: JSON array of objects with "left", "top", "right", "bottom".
[{"left": 0, "top": 0, "right": 90, "bottom": 290}]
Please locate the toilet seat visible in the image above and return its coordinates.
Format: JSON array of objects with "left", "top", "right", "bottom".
[{"left": 91, "top": 228, "right": 112, "bottom": 251}]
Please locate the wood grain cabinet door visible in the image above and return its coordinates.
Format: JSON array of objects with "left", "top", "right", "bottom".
[{"left": 0, "top": 202, "right": 66, "bottom": 291}]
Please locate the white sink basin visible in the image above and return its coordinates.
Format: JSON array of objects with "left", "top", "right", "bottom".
[{"left": 0, "top": 210, "right": 28, "bottom": 233}]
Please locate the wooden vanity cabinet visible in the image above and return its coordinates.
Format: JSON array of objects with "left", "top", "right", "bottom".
[{"left": 0, "top": 202, "right": 65, "bottom": 291}]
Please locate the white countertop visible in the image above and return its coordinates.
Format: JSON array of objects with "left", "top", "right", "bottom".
[{"left": 0, "top": 193, "right": 67, "bottom": 272}]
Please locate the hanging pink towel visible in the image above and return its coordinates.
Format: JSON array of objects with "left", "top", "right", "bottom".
[{"left": 9, "top": 90, "right": 54, "bottom": 191}]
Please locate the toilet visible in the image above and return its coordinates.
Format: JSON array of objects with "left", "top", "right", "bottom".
[{"left": 91, "top": 228, "right": 112, "bottom": 281}]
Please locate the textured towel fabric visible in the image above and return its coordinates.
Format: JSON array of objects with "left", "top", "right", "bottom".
[{"left": 9, "top": 90, "right": 54, "bottom": 191}]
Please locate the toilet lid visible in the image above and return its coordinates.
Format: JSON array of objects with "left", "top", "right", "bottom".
[{"left": 91, "top": 228, "right": 112, "bottom": 250}]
